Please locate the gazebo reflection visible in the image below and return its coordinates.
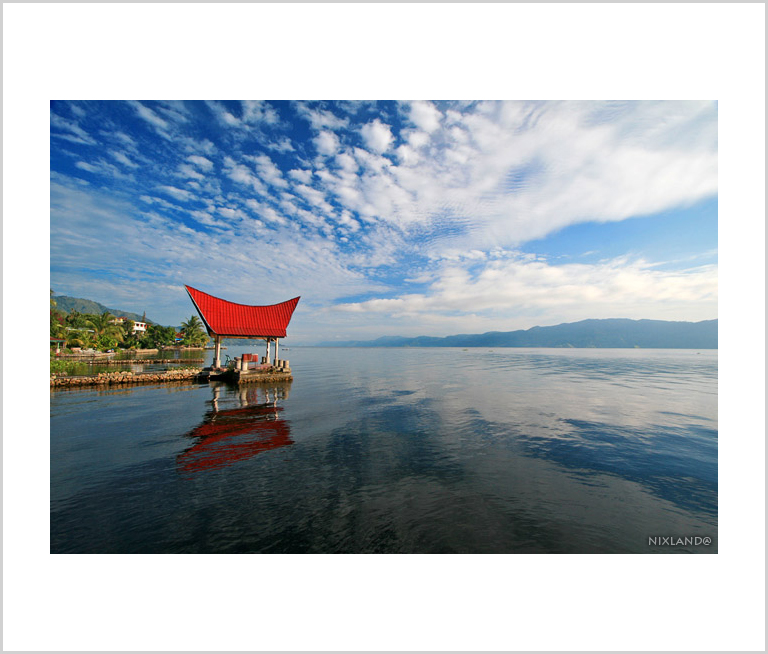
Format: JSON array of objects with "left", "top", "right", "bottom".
[{"left": 177, "top": 385, "right": 292, "bottom": 474}]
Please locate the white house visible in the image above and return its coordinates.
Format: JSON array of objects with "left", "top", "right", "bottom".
[{"left": 110, "top": 317, "right": 148, "bottom": 333}]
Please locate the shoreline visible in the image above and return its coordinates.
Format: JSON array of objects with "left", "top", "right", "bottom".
[
  {"left": 50, "top": 368, "right": 293, "bottom": 388},
  {"left": 55, "top": 347, "right": 206, "bottom": 359}
]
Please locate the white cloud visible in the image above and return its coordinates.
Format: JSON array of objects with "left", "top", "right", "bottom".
[
  {"left": 68, "top": 103, "right": 86, "bottom": 118},
  {"left": 324, "top": 100, "right": 719, "bottom": 260},
  {"left": 183, "top": 138, "right": 217, "bottom": 155},
  {"left": 191, "top": 210, "right": 230, "bottom": 229},
  {"left": 361, "top": 119, "right": 394, "bottom": 154},
  {"left": 408, "top": 101, "right": 442, "bottom": 133},
  {"left": 335, "top": 151, "right": 358, "bottom": 172},
  {"left": 241, "top": 100, "right": 280, "bottom": 125},
  {"left": 128, "top": 101, "right": 170, "bottom": 130},
  {"left": 334, "top": 254, "right": 718, "bottom": 331},
  {"left": 109, "top": 150, "right": 139, "bottom": 168},
  {"left": 295, "top": 183, "right": 333, "bottom": 214},
  {"left": 52, "top": 133, "right": 96, "bottom": 146},
  {"left": 289, "top": 168, "right": 313, "bottom": 184},
  {"left": 247, "top": 154, "right": 289, "bottom": 189},
  {"left": 49, "top": 101, "right": 719, "bottom": 341},
  {"left": 176, "top": 164, "right": 203, "bottom": 180},
  {"left": 216, "top": 206, "right": 246, "bottom": 221},
  {"left": 297, "top": 103, "right": 349, "bottom": 131},
  {"left": 337, "top": 210, "right": 360, "bottom": 233},
  {"left": 314, "top": 131, "right": 340, "bottom": 156},
  {"left": 156, "top": 101, "right": 191, "bottom": 124},
  {"left": 157, "top": 185, "right": 194, "bottom": 202},
  {"left": 75, "top": 161, "right": 98, "bottom": 173},
  {"left": 113, "top": 131, "right": 137, "bottom": 148},
  {"left": 50, "top": 113, "right": 97, "bottom": 145},
  {"left": 223, "top": 157, "right": 268, "bottom": 195},
  {"left": 396, "top": 144, "right": 419, "bottom": 165},
  {"left": 139, "top": 195, "right": 179, "bottom": 211},
  {"left": 186, "top": 155, "right": 214, "bottom": 171},
  {"left": 267, "top": 137, "right": 295, "bottom": 153},
  {"left": 404, "top": 130, "right": 429, "bottom": 149},
  {"left": 75, "top": 159, "right": 134, "bottom": 181},
  {"left": 50, "top": 180, "right": 386, "bottom": 329},
  {"left": 244, "top": 199, "right": 287, "bottom": 225},
  {"left": 206, "top": 100, "right": 240, "bottom": 127}
]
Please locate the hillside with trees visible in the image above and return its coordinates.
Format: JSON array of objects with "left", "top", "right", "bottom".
[
  {"left": 52, "top": 295, "right": 150, "bottom": 324},
  {"left": 50, "top": 291, "right": 208, "bottom": 352}
]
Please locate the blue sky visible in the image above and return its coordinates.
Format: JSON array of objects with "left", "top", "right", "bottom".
[{"left": 50, "top": 100, "right": 717, "bottom": 343}]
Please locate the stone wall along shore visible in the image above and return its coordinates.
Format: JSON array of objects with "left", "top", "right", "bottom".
[
  {"left": 51, "top": 368, "right": 204, "bottom": 388},
  {"left": 96, "top": 358, "right": 204, "bottom": 365},
  {"left": 51, "top": 368, "right": 294, "bottom": 387}
]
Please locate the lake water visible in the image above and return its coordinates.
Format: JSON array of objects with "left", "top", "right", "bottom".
[{"left": 50, "top": 347, "right": 717, "bottom": 553}]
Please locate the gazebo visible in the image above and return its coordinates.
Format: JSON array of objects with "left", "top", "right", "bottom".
[{"left": 185, "top": 285, "right": 300, "bottom": 369}]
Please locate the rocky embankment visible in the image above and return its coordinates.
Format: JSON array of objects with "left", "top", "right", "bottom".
[
  {"left": 50, "top": 368, "right": 204, "bottom": 388},
  {"left": 236, "top": 371, "right": 293, "bottom": 384}
]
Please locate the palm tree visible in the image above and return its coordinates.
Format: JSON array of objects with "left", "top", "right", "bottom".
[
  {"left": 181, "top": 315, "right": 203, "bottom": 333},
  {"left": 180, "top": 315, "right": 207, "bottom": 347},
  {"left": 66, "top": 309, "right": 88, "bottom": 329},
  {"left": 65, "top": 329, "right": 93, "bottom": 349},
  {"left": 85, "top": 312, "right": 125, "bottom": 341},
  {"left": 51, "top": 320, "right": 67, "bottom": 340}
]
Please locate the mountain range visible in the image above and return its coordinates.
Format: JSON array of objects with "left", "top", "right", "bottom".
[
  {"left": 51, "top": 295, "right": 153, "bottom": 324},
  {"left": 319, "top": 318, "right": 718, "bottom": 349}
]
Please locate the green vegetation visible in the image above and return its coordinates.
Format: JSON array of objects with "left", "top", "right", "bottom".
[
  {"left": 49, "top": 355, "right": 91, "bottom": 376},
  {"left": 179, "top": 315, "right": 208, "bottom": 347},
  {"left": 50, "top": 291, "right": 209, "bottom": 361},
  {"left": 51, "top": 294, "right": 148, "bottom": 324}
]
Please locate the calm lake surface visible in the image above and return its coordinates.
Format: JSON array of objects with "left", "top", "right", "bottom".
[{"left": 50, "top": 347, "right": 717, "bottom": 553}]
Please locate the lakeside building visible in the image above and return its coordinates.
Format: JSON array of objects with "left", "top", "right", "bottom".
[
  {"left": 185, "top": 285, "right": 299, "bottom": 370},
  {"left": 110, "top": 317, "right": 148, "bottom": 333}
]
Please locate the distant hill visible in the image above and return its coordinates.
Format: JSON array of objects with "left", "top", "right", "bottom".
[
  {"left": 52, "top": 295, "right": 153, "bottom": 324},
  {"left": 319, "top": 318, "right": 718, "bottom": 349},
  {"left": 221, "top": 338, "right": 267, "bottom": 346}
]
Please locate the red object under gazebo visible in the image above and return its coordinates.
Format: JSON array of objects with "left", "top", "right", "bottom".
[{"left": 185, "top": 285, "right": 300, "bottom": 369}]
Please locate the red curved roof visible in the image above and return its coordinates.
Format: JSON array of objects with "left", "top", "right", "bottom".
[{"left": 185, "top": 285, "right": 300, "bottom": 338}]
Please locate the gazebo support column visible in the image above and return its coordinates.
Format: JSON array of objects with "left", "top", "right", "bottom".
[
  {"left": 214, "top": 334, "right": 222, "bottom": 369},
  {"left": 266, "top": 339, "right": 271, "bottom": 364},
  {"left": 274, "top": 338, "right": 279, "bottom": 366}
]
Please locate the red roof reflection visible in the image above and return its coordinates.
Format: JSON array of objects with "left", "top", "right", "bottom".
[{"left": 177, "top": 403, "right": 292, "bottom": 474}]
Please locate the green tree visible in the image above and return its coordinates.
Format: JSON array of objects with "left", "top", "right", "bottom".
[
  {"left": 65, "top": 329, "right": 93, "bottom": 349},
  {"left": 180, "top": 315, "right": 203, "bottom": 333},
  {"left": 85, "top": 311, "right": 125, "bottom": 343},
  {"left": 97, "top": 334, "right": 119, "bottom": 350},
  {"left": 50, "top": 290, "right": 67, "bottom": 338},
  {"left": 141, "top": 324, "right": 176, "bottom": 349},
  {"left": 180, "top": 315, "right": 208, "bottom": 347},
  {"left": 120, "top": 320, "right": 138, "bottom": 348},
  {"left": 50, "top": 318, "right": 66, "bottom": 340},
  {"left": 66, "top": 309, "right": 89, "bottom": 329}
]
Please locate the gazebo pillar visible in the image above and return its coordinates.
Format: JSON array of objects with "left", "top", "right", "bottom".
[
  {"left": 274, "top": 338, "right": 279, "bottom": 366},
  {"left": 214, "top": 334, "right": 222, "bottom": 368},
  {"left": 266, "top": 339, "right": 271, "bottom": 364}
]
